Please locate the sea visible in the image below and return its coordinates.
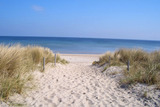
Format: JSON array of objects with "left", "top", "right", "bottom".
[{"left": 0, "top": 36, "right": 160, "bottom": 54}]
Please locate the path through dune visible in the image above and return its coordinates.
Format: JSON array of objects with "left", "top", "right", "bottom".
[{"left": 10, "top": 54, "right": 145, "bottom": 107}]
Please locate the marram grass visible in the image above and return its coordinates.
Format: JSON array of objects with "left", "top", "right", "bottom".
[
  {"left": 93, "top": 48, "right": 160, "bottom": 89},
  {"left": 0, "top": 44, "right": 67, "bottom": 101}
]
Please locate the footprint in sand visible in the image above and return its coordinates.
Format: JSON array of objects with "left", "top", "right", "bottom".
[
  {"left": 50, "top": 93, "right": 55, "bottom": 98},
  {"left": 52, "top": 96, "right": 62, "bottom": 105},
  {"left": 48, "top": 85, "right": 51, "bottom": 89},
  {"left": 44, "top": 97, "right": 53, "bottom": 103}
]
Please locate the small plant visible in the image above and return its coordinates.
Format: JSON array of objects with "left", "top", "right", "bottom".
[
  {"left": 101, "top": 66, "right": 109, "bottom": 72},
  {"left": 143, "top": 91, "right": 148, "bottom": 98},
  {"left": 92, "top": 61, "right": 98, "bottom": 65},
  {"left": 110, "top": 71, "right": 118, "bottom": 75}
]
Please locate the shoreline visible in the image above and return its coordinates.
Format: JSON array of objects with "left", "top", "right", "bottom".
[
  {"left": 60, "top": 54, "right": 102, "bottom": 57},
  {"left": 1, "top": 36, "right": 160, "bottom": 53},
  {"left": 60, "top": 54, "right": 101, "bottom": 63}
]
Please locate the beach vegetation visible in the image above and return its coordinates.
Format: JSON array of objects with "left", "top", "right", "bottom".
[
  {"left": 0, "top": 44, "right": 67, "bottom": 101},
  {"left": 93, "top": 49, "right": 160, "bottom": 89}
]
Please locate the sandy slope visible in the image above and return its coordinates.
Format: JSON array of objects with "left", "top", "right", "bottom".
[{"left": 1, "top": 54, "right": 159, "bottom": 107}]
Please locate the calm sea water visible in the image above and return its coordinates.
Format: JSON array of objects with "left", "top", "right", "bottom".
[{"left": 0, "top": 36, "right": 160, "bottom": 54}]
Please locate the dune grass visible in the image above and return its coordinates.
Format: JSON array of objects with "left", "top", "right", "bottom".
[
  {"left": 0, "top": 44, "right": 68, "bottom": 101},
  {"left": 93, "top": 49, "right": 160, "bottom": 88}
]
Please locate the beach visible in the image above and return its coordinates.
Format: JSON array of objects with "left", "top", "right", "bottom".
[
  {"left": 2, "top": 54, "right": 159, "bottom": 107},
  {"left": 1, "top": 0, "right": 160, "bottom": 106}
]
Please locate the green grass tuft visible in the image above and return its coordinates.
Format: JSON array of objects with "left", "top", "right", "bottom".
[
  {"left": 0, "top": 44, "right": 67, "bottom": 101},
  {"left": 94, "top": 48, "right": 160, "bottom": 89}
]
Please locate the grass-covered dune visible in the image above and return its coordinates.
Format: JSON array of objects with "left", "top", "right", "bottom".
[
  {"left": 93, "top": 49, "right": 160, "bottom": 89},
  {"left": 0, "top": 44, "right": 67, "bottom": 101}
]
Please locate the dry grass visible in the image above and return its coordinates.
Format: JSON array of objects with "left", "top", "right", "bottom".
[
  {"left": 93, "top": 48, "right": 160, "bottom": 88},
  {"left": 0, "top": 44, "right": 67, "bottom": 101}
]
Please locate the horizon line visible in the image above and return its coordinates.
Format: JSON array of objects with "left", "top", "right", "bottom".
[{"left": 0, "top": 35, "right": 160, "bottom": 42}]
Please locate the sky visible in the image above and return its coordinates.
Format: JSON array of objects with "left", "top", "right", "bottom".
[{"left": 0, "top": 0, "right": 160, "bottom": 40}]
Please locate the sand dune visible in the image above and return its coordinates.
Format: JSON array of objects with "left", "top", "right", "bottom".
[{"left": 1, "top": 54, "right": 159, "bottom": 107}]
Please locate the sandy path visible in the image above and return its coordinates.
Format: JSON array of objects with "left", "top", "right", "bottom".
[{"left": 7, "top": 54, "right": 146, "bottom": 107}]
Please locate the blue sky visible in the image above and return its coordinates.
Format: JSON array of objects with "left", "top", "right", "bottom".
[{"left": 0, "top": 0, "right": 160, "bottom": 40}]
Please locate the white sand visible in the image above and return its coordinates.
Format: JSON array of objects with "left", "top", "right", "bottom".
[{"left": 1, "top": 54, "right": 160, "bottom": 107}]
